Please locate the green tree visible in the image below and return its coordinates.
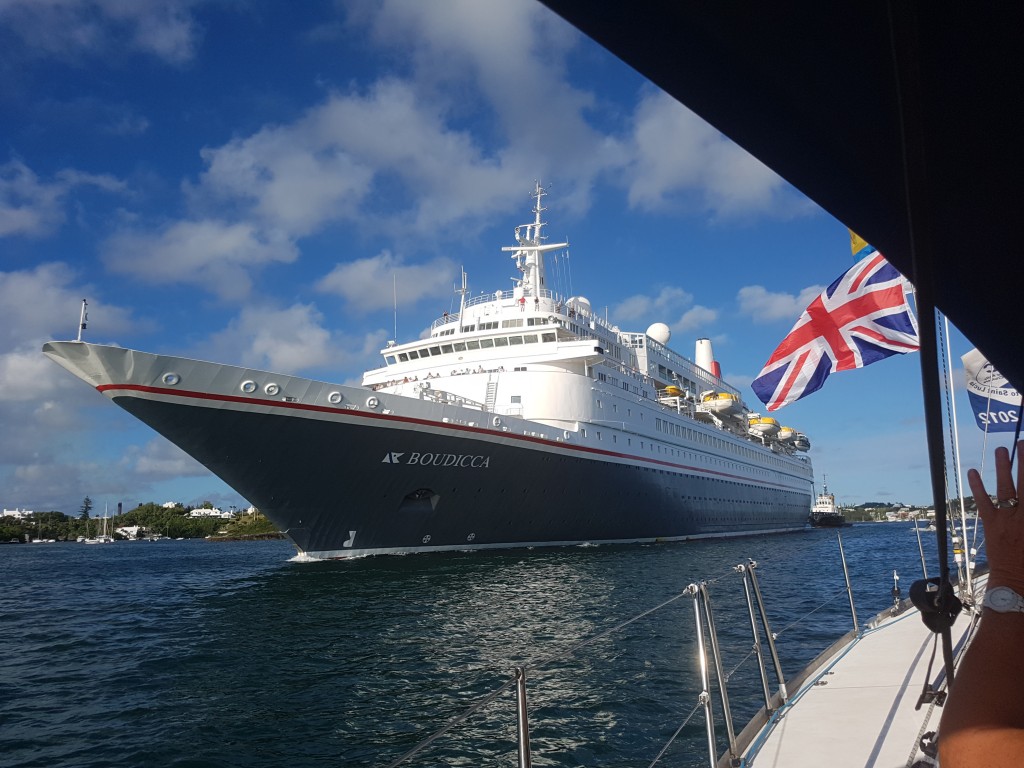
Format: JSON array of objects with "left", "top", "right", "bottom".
[{"left": 79, "top": 496, "right": 93, "bottom": 520}]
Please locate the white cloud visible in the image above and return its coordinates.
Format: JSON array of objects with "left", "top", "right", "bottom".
[
  {"left": 102, "top": 220, "right": 299, "bottom": 300},
  {"left": 0, "top": 262, "right": 138, "bottom": 348},
  {"left": 0, "top": 0, "right": 201, "bottom": 64},
  {"left": 737, "top": 284, "right": 826, "bottom": 323},
  {"left": 123, "top": 438, "right": 209, "bottom": 480},
  {"left": 0, "top": 159, "right": 124, "bottom": 238},
  {"left": 614, "top": 286, "right": 692, "bottom": 323},
  {"left": 317, "top": 249, "right": 457, "bottom": 313},
  {"left": 673, "top": 305, "right": 718, "bottom": 333},
  {"left": 623, "top": 90, "right": 809, "bottom": 219},
  {"left": 198, "top": 303, "right": 388, "bottom": 375}
]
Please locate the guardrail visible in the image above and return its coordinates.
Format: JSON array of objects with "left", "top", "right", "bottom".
[{"left": 378, "top": 536, "right": 866, "bottom": 768}]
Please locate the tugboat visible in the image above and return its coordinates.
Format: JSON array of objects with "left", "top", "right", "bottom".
[{"left": 808, "top": 477, "right": 845, "bottom": 527}]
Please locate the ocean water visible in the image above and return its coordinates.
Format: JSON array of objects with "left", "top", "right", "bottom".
[{"left": 0, "top": 524, "right": 955, "bottom": 768}]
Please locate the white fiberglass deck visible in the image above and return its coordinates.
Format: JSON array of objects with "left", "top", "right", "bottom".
[{"left": 741, "top": 578, "right": 982, "bottom": 767}]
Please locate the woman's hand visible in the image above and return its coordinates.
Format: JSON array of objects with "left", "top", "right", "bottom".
[{"left": 968, "top": 440, "right": 1024, "bottom": 593}]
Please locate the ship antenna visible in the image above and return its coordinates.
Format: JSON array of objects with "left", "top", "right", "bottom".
[
  {"left": 392, "top": 273, "right": 398, "bottom": 342},
  {"left": 456, "top": 267, "right": 469, "bottom": 330},
  {"left": 77, "top": 299, "right": 88, "bottom": 342}
]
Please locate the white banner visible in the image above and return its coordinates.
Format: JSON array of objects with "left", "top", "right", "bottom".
[{"left": 962, "top": 347, "right": 1022, "bottom": 432}]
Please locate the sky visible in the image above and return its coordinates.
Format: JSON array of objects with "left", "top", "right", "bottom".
[{"left": 0, "top": 0, "right": 1009, "bottom": 516}]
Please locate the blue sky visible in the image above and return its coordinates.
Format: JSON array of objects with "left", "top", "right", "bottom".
[{"left": 0, "top": 0, "right": 1005, "bottom": 515}]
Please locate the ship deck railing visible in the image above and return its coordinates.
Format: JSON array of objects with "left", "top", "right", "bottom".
[
  {"left": 376, "top": 536, "right": 977, "bottom": 768},
  {"left": 430, "top": 289, "right": 619, "bottom": 333}
]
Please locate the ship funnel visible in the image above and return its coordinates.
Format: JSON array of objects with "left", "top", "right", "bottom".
[{"left": 695, "top": 338, "right": 722, "bottom": 379}]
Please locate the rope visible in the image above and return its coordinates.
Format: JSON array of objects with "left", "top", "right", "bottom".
[
  {"left": 522, "top": 565, "right": 738, "bottom": 672},
  {"left": 380, "top": 675, "right": 518, "bottom": 768},
  {"left": 646, "top": 701, "right": 703, "bottom": 768},
  {"left": 381, "top": 569, "right": 737, "bottom": 767},
  {"left": 774, "top": 587, "right": 848, "bottom": 637}
]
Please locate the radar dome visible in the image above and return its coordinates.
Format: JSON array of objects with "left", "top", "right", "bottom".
[
  {"left": 567, "top": 296, "right": 592, "bottom": 311},
  {"left": 647, "top": 322, "right": 671, "bottom": 345}
]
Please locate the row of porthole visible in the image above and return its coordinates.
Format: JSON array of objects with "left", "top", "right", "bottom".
[
  {"left": 160, "top": 372, "right": 359, "bottom": 408},
  {"left": 421, "top": 533, "right": 477, "bottom": 544}
]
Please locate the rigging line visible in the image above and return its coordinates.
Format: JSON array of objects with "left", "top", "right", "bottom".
[
  {"left": 521, "top": 587, "right": 692, "bottom": 672},
  {"left": 646, "top": 701, "right": 703, "bottom": 768},
  {"left": 939, "top": 316, "right": 968, "bottom": 589},
  {"left": 522, "top": 565, "right": 739, "bottom": 673},
  {"left": 886, "top": 0, "right": 957, "bottom": 685},
  {"left": 380, "top": 676, "right": 518, "bottom": 768},
  {"left": 774, "top": 587, "right": 849, "bottom": 637}
]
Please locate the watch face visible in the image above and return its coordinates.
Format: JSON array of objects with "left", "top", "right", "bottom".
[{"left": 988, "top": 587, "right": 1021, "bottom": 611}]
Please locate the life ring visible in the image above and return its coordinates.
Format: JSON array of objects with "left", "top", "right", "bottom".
[
  {"left": 162, "top": 372, "right": 180, "bottom": 386},
  {"left": 366, "top": 396, "right": 379, "bottom": 409},
  {"left": 240, "top": 380, "right": 257, "bottom": 394},
  {"left": 265, "top": 382, "right": 280, "bottom": 396},
  {"left": 327, "top": 391, "right": 343, "bottom": 405},
  {"left": 492, "top": 416, "right": 502, "bottom": 427}
]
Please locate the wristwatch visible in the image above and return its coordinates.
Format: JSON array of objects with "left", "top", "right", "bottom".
[{"left": 984, "top": 586, "right": 1024, "bottom": 613}]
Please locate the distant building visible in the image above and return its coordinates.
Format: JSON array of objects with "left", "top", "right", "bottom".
[
  {"left": 188, "top": 508, "right": 234, "bottom": 519},
  {"left": 116, "top": 525, "right": 144, "bottom": 539},
  {"left": 2, "top": 508, "right": 33, "bottom": 520},
  {"left": 161, "top": 502, "right": 179, "bottom": 509}
]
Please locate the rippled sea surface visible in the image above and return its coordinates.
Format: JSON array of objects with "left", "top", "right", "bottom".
[{"left": 0, "top": 523, "right": 953, "bottom": 767}]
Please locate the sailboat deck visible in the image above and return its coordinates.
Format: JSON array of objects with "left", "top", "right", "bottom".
[{"left": 742, "top": 578, "right": 982, "bottom": 767}]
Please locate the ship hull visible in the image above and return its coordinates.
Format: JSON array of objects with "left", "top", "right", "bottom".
[{"left": 44, "top": 341, "right": 812, "bottom": 558}]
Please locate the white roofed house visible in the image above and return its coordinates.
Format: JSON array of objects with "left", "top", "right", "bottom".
[{"left": 187, "top": 508, "right": 234, "bottom": 519}]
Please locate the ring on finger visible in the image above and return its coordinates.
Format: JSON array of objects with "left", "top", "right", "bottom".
[{"left": 995, "top": 498, "right": 1020, "bottom": 509}]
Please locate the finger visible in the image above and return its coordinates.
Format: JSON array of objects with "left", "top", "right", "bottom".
[
  {"left": 1016, "top": 440, "right": 1024, "bottom": 499},
  {"left": 995, "top": 446, "right": 1015, "bottom": 500},
  {"left": 968, "top": 468, "right": 992, "bottom": 514}
]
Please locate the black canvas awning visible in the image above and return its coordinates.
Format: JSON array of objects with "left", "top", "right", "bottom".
[{"left": 541, "top": 2, "right": 1023, "bottom": 389}]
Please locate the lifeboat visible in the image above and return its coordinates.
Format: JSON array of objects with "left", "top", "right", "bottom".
[
  {"left": 747, "top": 415, "right": 780, "bottom": 437},
  {"left": 664, "top": 385, "right": 683, "bottom": 397},
  {"left": 777, "top": 426, "right": 796, "bottom": 443},
  {"left": 700, "top": 391, "right": 741, "bottom": 415},
  {"left": 793, "top": 432, "right": 811, "bottom": 451}
]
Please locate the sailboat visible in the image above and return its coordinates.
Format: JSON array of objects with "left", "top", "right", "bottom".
[
  {"left": 527, "top": 3, "right": 1020, "bottom": 766},
  {"left": 85, "top": 504, "right": 114, "bottom": 544}
]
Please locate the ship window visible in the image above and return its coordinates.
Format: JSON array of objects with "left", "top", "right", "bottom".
[
  {"left": 480, "top": 321, "right": 498, "bottom": 330},
  {"left": 453, "top": 342, "right": 467, "bottom": 352},
  {"left": 511, "top": 396, "right": 522, "bottom": 404},
  {"left": 480, "top": 338, "right": 494, "bottom": 348},
  {"left": 429, "top": 346, "right": 441, "bottom": 356},
  {"left": 494, "top": 337, "right": 509, "bottom": 347},
  {"left": 398, "top": 353, "right": 409, "bottom": 362},
  {"left": 441, "top": 344, "right": 454, "bottom": 354},
  {"left": 385, "top": 355, "right": 397, "bottom": 365},
  {"left": 542, "top": 332, "right": 556, "bottom": 342},
  {"left": 502, "top": 319, "right": 524, "bottom": 328},
  {"left": 408, "top": 349, "right": 420, "bottom": 359},
  {"left": 466, "top": 340, "right": 480, "bottom": 350},
  {"left": 523, "top": 334, "right": 538, "bottom": 343},
  {"left": 508, "top": 336, "right": 524, "bottom": 345},
  {"left": 463, "top": 325, "right": 475, "bottom": 332}
]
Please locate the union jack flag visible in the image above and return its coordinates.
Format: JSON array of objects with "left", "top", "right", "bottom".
[{"left": 751, "top": 251, "right": 919, "bottom": 411}]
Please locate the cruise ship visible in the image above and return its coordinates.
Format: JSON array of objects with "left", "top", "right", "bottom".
[{"left": 43, "top": 185, "right": 814, "bottom": 559}]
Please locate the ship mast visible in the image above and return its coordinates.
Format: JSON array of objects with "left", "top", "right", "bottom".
[
  {"left": 501, "top": 183, "right": 568, "bottom": 300},
  {"left": 77, "top": 299, "right": 88, "bottom": 342}
]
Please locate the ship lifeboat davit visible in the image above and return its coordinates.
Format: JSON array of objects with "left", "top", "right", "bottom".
[
  {"left": 700, "top": 391, "right": 741, "bottom": 415},
  {"left": 747, "top": 415, "right": 780, "bottom": 437},
  {"left": 777, "top": 426, "right": 796, "bottom": 443},
  {"left": 793, "top": 432, "right": 811, "bottom": 451}
]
